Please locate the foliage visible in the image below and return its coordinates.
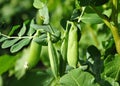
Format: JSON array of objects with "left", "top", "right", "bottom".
[{"left": 0, "top": 0, "right": 120, "bottom": 86}]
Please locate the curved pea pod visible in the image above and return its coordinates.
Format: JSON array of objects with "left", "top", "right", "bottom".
[
  {"left": 67, "top": 22, "right": 79, "bottom": 68},
  {"left": 61, "top": 31, "right": 68, "bottom": 61},
  {"left": 61, "top": 21, "right": 72, "bottom": 61},
  {"left": 47, "top": 33, "right": 59, "bottom": 78},
  {"left": 27, "top": 31, "right": 42, "bottom": 69}
]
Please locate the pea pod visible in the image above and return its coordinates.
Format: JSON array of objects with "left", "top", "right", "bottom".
[
  {"left": 27, "top": 30, "right": 42, "bottom": 69},
  {"left": 67, "top": 22, "right": 79, "bottom": 68},
  {"left": 47, "top": 33, "right": 59, "bottom": 78},
  {"left": 60, "top": 22, "right": 70, "bottom": 75},
  {"left": 61, "top": 22, "right": 70, "bottom": 61}
]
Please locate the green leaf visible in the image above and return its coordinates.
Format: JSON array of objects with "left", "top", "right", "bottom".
[
  {"left": 104, "top": 77, "right": 119, "bottom": 86},
  {"left": 31, "top": 24, "right": 50, "bottom": 32},
  {"left": 10, "top": 38, "right": 31, "bottom": 53},
  {"left": 60, "top": 68, "right": 99, "bottom": 86},
  {"left": 18, "top": 23, "right": 26, "bottom": 36},
  {"left": 104, "top": 54, "right": 120, "bottom": 81},
  {"left": 8, "top": 25, "right": 20, "bottom": 36},
  {"left": 2, "top": 39, "right": 20, "bottom": 48},
  {"left": 0, "top": 36, "right": 8, "bottom": 42},
  {"left": 81, "top": 13, "right": 103, "bottom": 24},
  {"left": 38, "top": 6, "right": 49, "bottom": 24},
  {"left": 27, "top": 19, "right": 36, "bottom": 36},
  {"left": 33, "top": 34, "right": 47, "bottom": 46},
  {"left": 71, "top": 9, "right": 81, "bottom": 20},
  {"left": 0, "top": 55, "right": 18, "bottom": 75},
  {"left": 33, "top": 0, "right": 47, "bottom": 9}
]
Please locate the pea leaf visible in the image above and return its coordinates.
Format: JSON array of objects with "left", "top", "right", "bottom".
[
  {"left": 31, "top": 24, "right": 50, "bottom": 32},
  {"left": 10, "top": 38, "right": 31, "bottom": 53},
  {"left": 0, "top": 36, "right": 8, "bottom": 42},
  {"left": 60, "top": 68, "right": 99, "bottom": 86},
  {"left": 33, "top": 0, "right": 45, "bottom": 9},
  {"left": 2, "top": 39, "right": 20, "bottom": 48},
  {"left": 8, "top": 25, "right": 20, "bottom": 36},
  {"left": 0, "top": 55, "right": 18, "bottom": 75},
  {"left": 38, "top": 6, "right": 49, "bottom": 24},
  {"left": 27, "top": 19, "right": 36, "bottom": 36},
  {"left": 104, "top": 77, "right": 119, "bottom": 86},
  {"left": 18, "top": 23, "right": 26, "bottom": 37},
  {"left": 104, "top": 54, "right": 120, "bottom": 81},
  {"left": 33, "top": 34, "right": 47, "bottom": 46},
  {"left": 33, "top": 0, "right": 47, "bottom": 9},
  {"left": 81, "top": 13, "right": 103, "bottom": 24}
]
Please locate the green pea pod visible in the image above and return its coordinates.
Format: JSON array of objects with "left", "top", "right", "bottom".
[
  {"left": 27, "top": 30, "right": 42, "bottom": 68},
  {"left": 61, "top": 32, "right": 68, "bottom": 61},
  {"left": 47, "top": 33, "right": 59, "bottom": 78},
  {"left": 60, "top": 22, "right": 70, "bottom": 75},
  {"left": 67, "top": 22, "right": 79, "bottom": 68}
]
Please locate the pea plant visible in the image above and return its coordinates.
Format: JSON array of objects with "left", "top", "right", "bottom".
[{"left": 0, "top": 0, "right": 120, "bottom": 86}]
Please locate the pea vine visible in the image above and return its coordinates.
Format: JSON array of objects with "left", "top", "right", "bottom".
[{"left": 0, "top": 0, "right": 120, "bottom": 86}]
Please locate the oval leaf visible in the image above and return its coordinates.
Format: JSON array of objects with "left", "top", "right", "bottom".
[
  {"left": 60, "top": 68, "right": 99, "bottom": 86},
  {"left": 81, "top": 13, "right": 103, "bottom": 24},
  {"left": 2, "top": 38, "right": 20, "bottom": 48},
  {"left": 18, "top": 23, "right": 26, "bottom": 37},
  {"left": 8, "top": 25, "right": 20, "bottom": 36},
  {"left": 33, "top": 0, "right": 45, "bottom": 9},
  {"left": 10, "top": 38, "right": 31, "bottom": 53}
]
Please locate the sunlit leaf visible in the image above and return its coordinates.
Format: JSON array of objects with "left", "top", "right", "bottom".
[
  {"left": 27, "top": 19, "right": 36, "bottom": 36},
  {"left": 33, "top": 0, "right": 46, "bottom": 9},
  {"left": 81, "top": 13, "right": 103, "bottom": 24},
  {"left": 38, "top": 6, "right": 49, "bottom": 24},
  {"left": 10, "top": 38, "right": 31, "bottom": 53},
  {"left": 2, "top": 38, "right": 20, "bottom": 48},
  {"left": 60, "top": 68, "right": 99, "bottom": 86},
  {"left": 0, "top": 36, "right": 8, "bottom": 42},
  {"left": 18, "top": 23, "right": 26, "bottom": 36}
]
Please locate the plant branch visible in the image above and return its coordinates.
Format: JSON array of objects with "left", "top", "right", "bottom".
[
  {"left": 78, "top": 7, "right": 86, "bottom": 23},
  {"left": 91, "top": 6, "right": 120, "bottom": 54},
  {"left": 112, "top": 0, "right": 118, "bottom": 26},
  {"left": 1, "top": 33, "right": 33, "bottom": 39}
]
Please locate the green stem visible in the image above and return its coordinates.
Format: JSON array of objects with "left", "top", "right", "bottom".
[
  {"left": 91, "top": 6, "right": 120, "bottom": 54},
  {"left": 112, "top": 0, "right": 118, "bottom": 26},
  {"left": 78, "top": 7, "right": 86, "bottom": 23}
]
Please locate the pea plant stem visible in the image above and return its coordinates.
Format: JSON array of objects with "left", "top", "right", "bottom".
[
  {"left": 91, "top": 4, "right": 120, "bottom": 54},
  {"left": 112, "top": 0, "right": 118, "bottom": 26}
]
